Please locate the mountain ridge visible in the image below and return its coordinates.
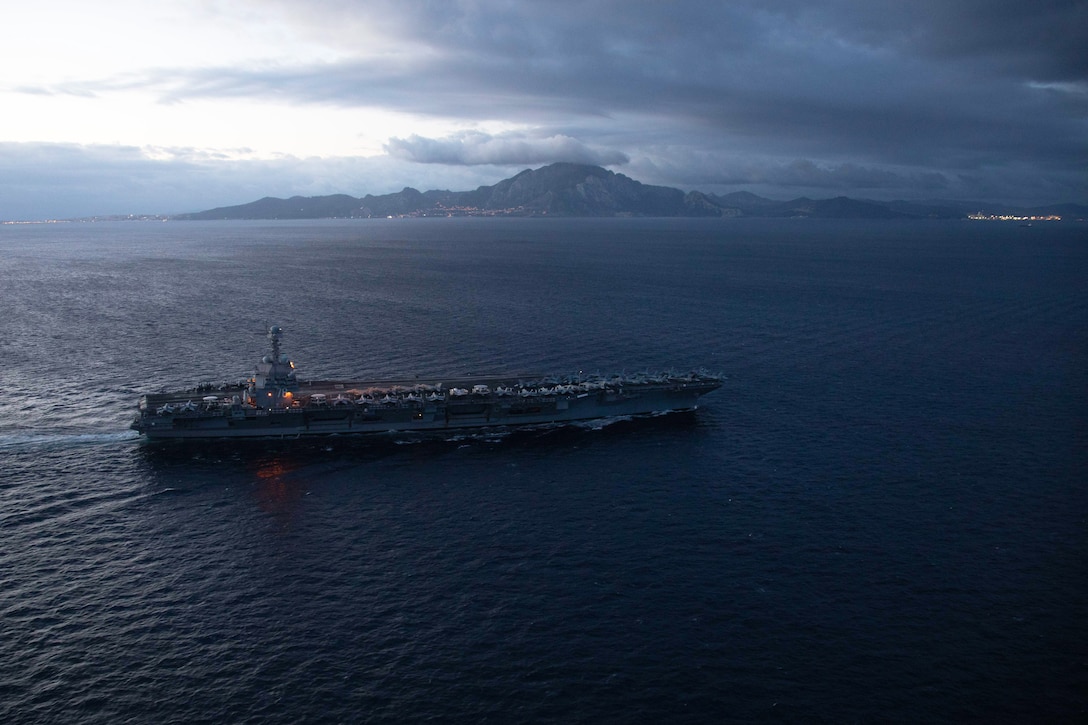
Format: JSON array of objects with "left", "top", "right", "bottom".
[{"left": 172, "top": 163, "right": 1087, "bottom": 221}]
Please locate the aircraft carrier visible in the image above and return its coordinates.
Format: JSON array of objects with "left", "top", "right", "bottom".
[{"left": 131, "top": 326, "right": 722, "bottom": 440}]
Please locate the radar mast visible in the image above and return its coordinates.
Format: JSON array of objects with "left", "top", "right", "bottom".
[{"left": 250, "top": 324, "right": 297, "bottom": 408}]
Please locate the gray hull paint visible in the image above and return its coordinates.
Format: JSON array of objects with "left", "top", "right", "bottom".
[{"left": 134, "top": 383, "right": 717, "bottom": 440}]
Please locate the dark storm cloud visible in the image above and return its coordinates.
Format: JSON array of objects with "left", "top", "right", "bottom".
[
  {"left": 20, "top": 0, "right": 1088, "bottom": 203},
  {"left": 806, "top": 0, "right": 1088, "bottom": 81}
]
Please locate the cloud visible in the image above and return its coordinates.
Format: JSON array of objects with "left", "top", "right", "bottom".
[
  {"left": 629, "top": 153, "right": 950, "bottom": 195},
  {"left": 741, "top": 160, "right": 948, "bottom": 192},
  {"left": 384, "top": 131, "right": 629, "bottom": 167},
  {"left": 80, "top": 1, "right": 1080, "bottom": 178},
  {"left": 266, "top": 0, "right": 1086, "bottom": 86},
  {"left": 802, "top": 0, "right": 1088, "bottom": 82},
  {"left": 3, "top": 0, "right": 1085, "bottom": 216}
]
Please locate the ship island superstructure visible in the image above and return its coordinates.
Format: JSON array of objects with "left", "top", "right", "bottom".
[{"left": 131, "top": 326, "right": 723, "bottom": 440}]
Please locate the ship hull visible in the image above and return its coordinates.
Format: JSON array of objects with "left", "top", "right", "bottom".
[{"left": 132, "top": 379, "right": 719, "bottom": 440}]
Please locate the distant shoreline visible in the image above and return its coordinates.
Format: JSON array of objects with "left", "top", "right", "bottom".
[{"left": 5, "top": 162, "right": 1085, "bottom": 224}]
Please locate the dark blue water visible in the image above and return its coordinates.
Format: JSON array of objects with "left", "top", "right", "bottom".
[{"left": 1, "top": 218, "right": 1085, "bottom": 723}]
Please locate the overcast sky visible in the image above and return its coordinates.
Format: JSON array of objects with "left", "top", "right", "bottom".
[{"left": 1, "top": 0, "right": 1085, "bottom": 220}]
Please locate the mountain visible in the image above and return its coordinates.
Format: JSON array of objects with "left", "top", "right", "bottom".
[
  {"left": 173, "top": 163, "right": 1088, "bottom": 220},
  {"left": 176, "top": 164, "right": 707, "bottom": 220},
  {"left": 187, "top": 194, "right": 366, "bottom": 220},
  {"left": 461, "top": 163, "right": 689, "bottom": 216}
]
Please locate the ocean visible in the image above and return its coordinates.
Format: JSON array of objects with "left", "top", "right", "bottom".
[{"left": 1, "top": 217, "right": 1085, "bottom": 723}]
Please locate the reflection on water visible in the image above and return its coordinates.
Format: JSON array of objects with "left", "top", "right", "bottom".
[{"left": 251, "top": 455, "right": 306, "bottom": 517}]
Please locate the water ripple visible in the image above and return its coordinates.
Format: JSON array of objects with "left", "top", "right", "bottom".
[{"left": 0, "top": 219, "right": 1084, "bottom": 724}]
